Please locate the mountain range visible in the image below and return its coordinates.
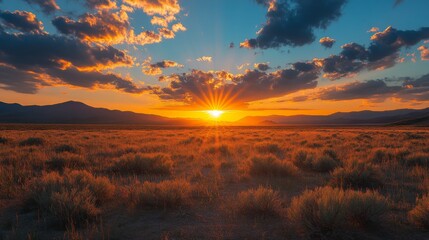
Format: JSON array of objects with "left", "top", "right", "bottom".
[{"left": 0, "top": 101, "right": 428, "bottom": 126}]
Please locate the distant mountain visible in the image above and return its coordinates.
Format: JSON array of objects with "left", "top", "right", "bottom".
[
  {"left": 236, "top": 108, "right": 429, "bottom": 126},
  {"left": 0, "top": 101, "right": 200, "bottom": 125},
  {"left": 1, "top": 101, "right": 429, "bottom": 126}
]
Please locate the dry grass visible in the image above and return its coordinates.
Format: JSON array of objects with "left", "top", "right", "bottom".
[
  {"left": 330, "top": 161, "right": 383, "bottom": 189},
  {"left": 0, "top": 126, "right": 427, "bottom": 239},
  {"left": 248, "top": 155, "right": 298, "bottom": 177},
  {"left": 288, "top": 186, "right": 388, "bottom": 237},
  {"left": 128, "top": 179, "right": 191, "bottom": 209},
  {"left": 409, "top": 194, "right": 429, "bottom": 229},
  {"left": 234, "top": 186, "right": 283, "bottom": 217}
]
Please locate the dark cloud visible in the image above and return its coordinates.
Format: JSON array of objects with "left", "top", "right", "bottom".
[
  {"left": 149, "top": 62, "right": 320, "bottom": 107},
  {"left": 254, "top": 63, "right": 270, "bottom": 71},
  {"left": 24, "top": 0, "right": 60, "bottom": 14},
  {"left": 319, "top": 37, "right": 336, "bottom": 48},
  {"left": 0, "top": 64, "right": 44, "bottom": 94},
  {"left": 288, "top": 74, "right": 429, "bottom": 102},
  {"left": 143, "top": 60, "right": 183, "bottom": 75},
  {"left": 317, "top": 80, "right": 402, "bottom": 101},
  {"left": 52, "top": 11, "right": 129, "bottom": 44},
  {"left": 0, "top": 28, "right": 144, "bottom": 94},
  {"left": 241, "top": 0, "right": 347, "bottom": 49},
  {"left": 0, "top": 10, "right": 44, "bottom": 34},
  {"left": 316, "top": 27, "right": 429, "bottom": 80},
  {"left": 368, "top": 26, "right": 429, "bottom": 62}
]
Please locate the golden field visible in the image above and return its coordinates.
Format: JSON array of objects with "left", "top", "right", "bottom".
[{"left": 0, "top": 125, "right": 429, "bottom": 239}]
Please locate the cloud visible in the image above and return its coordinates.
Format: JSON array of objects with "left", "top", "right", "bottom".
[
  {"left": 0, "top": 27, "right": 144, "bottom": 94},
  {"left": 83, "top": 0, "right": 117, "bottom": 9},
  {"left": 52, "top": 11, "right": 130, "bottom": 45},
  {"left": 24, "top": 0, "right": 60, "bottom": 14},
  {"left": 143, "top": 59, "right": 183, "bottom": 75},
  {"left": 196, "top": 56, "right": 213, "bottom": 62},
  {"left": 288, "top": 74, "right": 429, "bottom": 102},
  {"left": 368, "top": 26, "right": 429, "bottom": 61},
  {"left": 368, "top": 27, "right": 379, "bottom": 33},
  {"left": 171, "top": 23, "right": 186, "bottom": 32},
  {"left": 52, "top": 9, "right": 182, "bottom": 45},
  {"left": 240, "top": 0, "right": 347, "bottom": 49},
  {"left": 418, "top": 45, "right": 429, "bottom": 60},
  {"left": 123, "top": 0, "right": 180, "bottom": 16},
  {"left": 149, "top": 62, "right": 320, "bottom": 108},
  {"left": 315, "top": 27, "right": 429, "bottom": 80},
  {"left": 319, "top": 37, "right": 336, "bottom": 48},
  {"left": 0, "top": 10, "right": 45, "bottom": 34},
  {"left": 254, "top": 63, "right": 270, "bottom": 71},
  {"left": 158, "top": 27, "right": 175, "bottom": 39},
  {"left": 317, "top": 80, "right": 402, "bottom": 101}
]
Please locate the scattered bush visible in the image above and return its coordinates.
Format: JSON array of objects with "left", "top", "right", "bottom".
[
  {"left": 331, "top": 161, "right": 383, "bottom": 189},
  {"left": 288, "top": 186, "right": 388, "bottom": 237},
  {"left": 293, "top": 149, "right": 340, "bottom": 172},
  {"left": 248, "top": 155, "right": 297, "bottom": 177},
  {"left": 129, "top": 180, "right": 191, "bottom": 209},
  {"left": 111, "top": 153, "right": 173, "bottom": 175},
  {"left": 403, "top": 154, "right": 429, "bottom": 167},
  {"left": 0, "top": 137, "right": 7, "bottom": 144},
  {"left": 409, "top": 194, "right": 429, "bottom": 229},
  {"left": 19, "top": 137, "right": 44, "bottom": 146},
  {"left": 54, "top": 144, "right": 78, "bottom": 153},
  {"left": 46, "top": 154, "right": 87, "bottom": 172},
  {"left": 255, "top": 143, "right": 282, "bottom": 155},
  {"left": 370, "top": 148, "right": 395, "bottom": 164},
  {"left": 235, "top": 186, "right": 282, "bottom": 217},
  {"left": 30, "top": 170, "right": 115, "bottom": 226}
]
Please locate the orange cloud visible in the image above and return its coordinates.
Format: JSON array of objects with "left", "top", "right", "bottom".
[
  {"left": 123, "top": 0, "right": 180, "bottom": 16},
  {"left": 196, "top": 56, "right": 213, "bottom": 62},
  {"left": 418, "top": 45, "right": 429, "bottom": 60},
  {"left": 143, "top": 59, "right": 183, "bottom": 76},
  {"left": 52, "top": 10, "right": 129, "bottom": 45}
]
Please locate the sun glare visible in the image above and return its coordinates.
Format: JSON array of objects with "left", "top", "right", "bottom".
[{"left": 207, "top": 110, "right": 224, "bottom": 118}]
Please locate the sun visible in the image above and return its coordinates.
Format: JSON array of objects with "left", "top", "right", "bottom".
[{"left": 207, "top": 110, "right": 224, "bottom": 119}]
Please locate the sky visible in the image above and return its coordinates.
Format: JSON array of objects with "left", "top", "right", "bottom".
[{"left": 0, "top": 0, "right": 428, "bottom": 121}]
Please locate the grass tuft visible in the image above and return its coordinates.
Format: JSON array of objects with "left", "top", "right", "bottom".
[
  {"left": 19, "top": 137, "right": 44, "bottom": 146},
  {"left": 248, "top": 155, "right": 297, "bottom": 177},
  {"left": 111, "top": 153, "right": 173, "bottom": 175},
  {"left": 330, "top": 161, "right": 383, "bottom": 189},
  {"left": 288, "top": 186, "right": 388, "bottom": 237},
  {"left": 235, "top": 186, "right": 282, "bottom": 217}
]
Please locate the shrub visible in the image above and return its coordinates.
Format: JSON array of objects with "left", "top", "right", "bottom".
[
  {"left": 370, "top": 148, "right": 395, "bottom": 164},
  {"left": 46, "top": 154, "right": 86, "bottom": 172},
  {"left": 330, "top": 161, "right": 383, "bottom": 189},
  {"left": 54, "top": 144, "right": 78, "bottom": 153},
  {"left": 30, "top": 170, "right": 115, "bottom": 226},
  {"left": 293, "top": 150, "right": 340, "bottom": 172},
  {"left": 0, "top": 137, "right": 7, "bottom": 144},
  {"left": 19, "top": 137, "right": 44, "bottom": 146},
  {"left": 288, "top": 186, "right": 388, "bottom": 237},
  {"left": 248, "top": 156, "right": 297, "bottom": 177},
  {"left": 403, "top": 154, "right": 429, "bottom": 167},
  {"left": 255, "top": 143, "right": 282, "bottom": 155},
  {"left": 130, "top": 179, "right": 191, "bottom": 209},
  {"left": 111, "top": 153, "right": 173, "bottom": 175},
  {"left": 235, "top": 186, "right": 282, "bottom": 217},
  {"left": 409, "top": 194, "right": 429, "bottom": 229}
]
